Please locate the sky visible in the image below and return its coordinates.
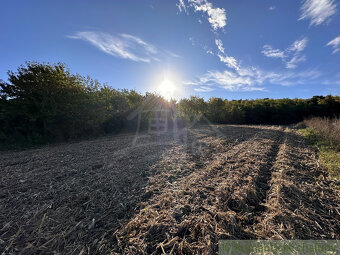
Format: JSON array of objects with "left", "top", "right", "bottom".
[{"left": 0, "top": 0, "right": 339, "bottom": 100}]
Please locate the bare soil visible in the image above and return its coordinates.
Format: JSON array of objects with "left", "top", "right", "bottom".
[{"left": 0, "top": 125, "right": 339, "bottom": 254}]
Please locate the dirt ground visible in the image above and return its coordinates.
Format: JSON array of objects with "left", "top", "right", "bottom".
[{"left": 0, "top": 125, "right": 339, "bottom": 254}]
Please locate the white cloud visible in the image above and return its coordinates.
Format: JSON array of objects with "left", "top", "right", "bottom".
[
  {"left": 269, "top": 6, "right": 276, "bottom": 11},
  {"left": 177, "top": 1, "right": 324, "bottom": 93},
  {"left": 184, "top": 65, "right": 323, "bottom": 92},
  {"left": 215, "top": 39, "right": 225, "bottom": 53},
  {"left": 164, "top": 50, "right": 181, "bottom": 58},
  {"left": 179, "top": 1, "right": 231, "bottom": 67},
  {"left": 269, "top": 69, "right": 322, "bottom": 86},
  {"left": 184, "top": 67, "right": 266, "bottom": 92},
  {"left": 214, "top": 39, "right": 239, "bottom": 70},
  {"left": 177, "top": 0, "right": 227, "bottom": 30},
  {"left": 68, "top": 32, "right": 154, "bottom": 62},
  {"left": 299, "top": 0, "right": 337, "bottom": 26},
  {"left": 178, "top": 0, "right": 319, "bottom": 90},
  {"left": 327, "top": 36, "right": 340, "bottom": 54},
  {"left": 120, "top": 34, "right": 158, "bottom": 54},
  {"left": 191, "top": 0, "right": 227, "bottom": 30},
  {"left": 194, "top": 86, "right": 214, "bottom": 92},
  {"left": 288, "top": 37, "right": 308, "bottom": 52},
  {"left": 218, "top": 54, "right": 239, "bottom": 70},
  {"left": 262, "top": 37, "right": 308, "bottom": 69},
  {"left": 262, "top": 45, "right": 286, "bottom": 58},
  {"left": 286, "top": 55, "right": 307, "bottom": 69},
  {"left": 68, "top": 31, "right": 177, "bottom": 62},
  {"left": 176, "top": 0, "right": 188, "bottom": 13}
]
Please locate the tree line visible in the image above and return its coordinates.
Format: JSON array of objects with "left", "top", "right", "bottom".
[
  {"left": 1, "top": 62, "right": 339, "bottom": 148},
  {"left": 178, "top": 95, "right": 340, "bottom": 125}
]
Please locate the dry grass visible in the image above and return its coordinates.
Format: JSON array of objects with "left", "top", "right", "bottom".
[
  {"left": 301, "top": 117, "right": 340, "bottom": 181},
  {"left": 304, "top": 117, "right": 340, "bottom": 148}
]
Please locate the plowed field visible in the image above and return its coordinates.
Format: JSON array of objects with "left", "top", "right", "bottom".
[{"left": 1, "top": 125, "right": 339, "bottom": 254}]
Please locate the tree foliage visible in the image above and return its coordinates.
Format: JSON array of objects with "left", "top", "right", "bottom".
[
  {"left": 1, "top": 62, "right": 340, "bottom": 148},
  {"left": 177, "top": 96, "right": 340, "bottom": 125},
  {"left": 0, "top": 62, "right": 145, "bottom": 147}
]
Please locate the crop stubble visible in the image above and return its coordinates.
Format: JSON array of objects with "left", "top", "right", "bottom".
[{"left": 0, "top": 125, "right": 339, "bottom": 254}]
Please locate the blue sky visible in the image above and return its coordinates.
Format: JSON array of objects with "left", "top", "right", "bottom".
[{"left": 0, "top": 0, "right": 339, "bottom": 100}]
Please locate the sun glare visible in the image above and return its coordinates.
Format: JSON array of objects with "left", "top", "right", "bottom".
[{"left": 158, "top": 79, "right": 176, "bottom": 101}]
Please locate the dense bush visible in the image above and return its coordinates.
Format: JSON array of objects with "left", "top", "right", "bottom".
[{"left": 1, "top": 62, "right": 340, "bottom": 149}]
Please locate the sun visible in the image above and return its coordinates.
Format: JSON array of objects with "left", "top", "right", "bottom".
[{"left": 158, "top": 79, "right": 176, "bottom": 101}]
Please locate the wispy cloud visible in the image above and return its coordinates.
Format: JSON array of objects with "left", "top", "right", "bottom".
[
  {"left": 286, "top": 55, "right": 307, "bottom": 69},
  {"left": 262, "top": 45, "right": 286, "bottom": 58},
  {"left": 327, "top": 36, "right": 340, "bottom": 54},
  {"left": 268, "top": 68, "right": 322, "bottom": 86},
  {"left": 179, "top": 1, "right": 232, "bottom": 68},
  {"left": 206, "top": 50, "right": 214, "bottom": 55},
  {"left": 176, "top": 1, "right": 329, "bottom": 94},
  {"left": 299, "top": 0, "right": 337, "bottom": 26},
  {"left": 186, "top": 33, "right": 317, "bottom": 91},
  {"left": 184, "top": 65, "right": 323, "bottom": 92},
  {"left": 288, "top": 37, "right": 308, "bottom": 52},
  {"left": 269, "top": 6, "right": 276, "bottom": 11},
  {"left": 215, "top": 39, "right": 239, "bottom": 70},
  {"left": 194, "top": 86, "right": 215, "bottom": 92},
  {"left": 215, "top": 39, "right": 225, "bottom": 53},
  {"left": 218, "top": 54, "right": 239, "bottom": 70},
  {"left": 262, "top": 37, "right": 308, "bottom": 69},
  {"left": 176, "top": 0, "right": 188, "bottom": 13},
  {"left": 177, "top": 0, "right": 227, "bottom": 30},
  {"left": 181, "top": 2, "right": 244, "bottom": 73},
  {"left": 191, "top": 0, "right": 226, "bottom": 30},
  {"left": 68, "top": 31, "right": 177, "bottom": 62},
  {"left": 184, "top": 67, "right": 267, "bottom": 92}
]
